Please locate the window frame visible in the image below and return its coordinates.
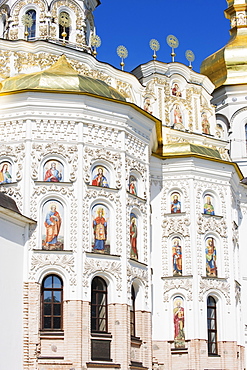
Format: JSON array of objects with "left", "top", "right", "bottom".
[
  {"left": 25, "top": 9, "right": 36, "bottom": 40},
  {"left": 41, "top": 274, "right": 63, "bottom": 331},
  {"left": 91, "top": 277, "right": 108, "bottom": 333},
  {"left": 207, "top": 296, "right": 218, "bottom": 355},
  {"left": 130, "top": 285, "right": 136, "bottom": 337}
]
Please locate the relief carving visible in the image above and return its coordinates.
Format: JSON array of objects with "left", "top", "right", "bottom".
[
  {"left": 199, "top": 278, "right": 230, "bottom": 305},
  {"left": 29, "top": 254, "right": 76, "bottom": 285},
  {"left": 163, "top": 278, "right": 193, "bottom": 302}
]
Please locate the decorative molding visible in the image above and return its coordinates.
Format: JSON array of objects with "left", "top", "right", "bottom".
[
  {"left": 0, "top": 50, "right": 10, "bottom": 78},
  {"left": 116, "top": 80, "right": 133, "bottom": 101},
  {"left": 0, "top": 184, "right": 23, "bottom": 211},
  {"left": 197, "top": 214, "right": 227, "bottom": 237},
  {"left": 199, "top": 278, "right": 230, "bottom": 305},
  {"left": 126, "top": 195, "right": 148, "bottom": 264},
  {"left": 29, "top": 254, "right": 76, "bottom": 285},
  {"left": 127, "top": 264, "right": 149, "bottom": 305},
  {"left": 125, "top": 156, "right": 148, "bottom": 198},
  {"left": 31, "top": 142, "right": 78, "bottom": 182},
  {"left": 0, "top": 142, "right": 25, "bottom": 181},
  {"left": 195, "top": 181, "right": 228, "bottom": 275},
  {"left": 82, "top": 188, "right": 122, "bottom": 255},
  {"left": 83, "top": 146, "right": 122, "bottom": 189},
  {"left": 83, "top": 259, "right": 122, "bottom": 292},
  {"left": 161, "top": 178, "right": 190, "bottom": 276},
  {"left": 163, "top": 278, "right": 193, "bottom": 302},
  {"left": 29, "top": 184, "right": 77, "bottom": 251}
]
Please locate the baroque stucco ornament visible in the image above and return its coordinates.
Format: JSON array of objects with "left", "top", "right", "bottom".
[
  {"left": 163, "top": 278, "right": 193, "bottom": 302},
  {"left": 31, "top": 142, "right": 78, "bottom": 182},
  {"left": 83, "top": 259, "right": 122, "bottom": 294},
  {"left": 29, "top": 254, "right": 76, "bottom": 286}
]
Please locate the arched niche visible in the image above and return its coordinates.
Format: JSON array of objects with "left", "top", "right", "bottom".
[
  {"left": 17, "top": 2, "right": 42, "bottom": 40},
  {"left": 128, "top": 170, "right": 144, "bottom": 198},
  {"left": 170, "top": 75, "right": 186, "bottom": 99}
]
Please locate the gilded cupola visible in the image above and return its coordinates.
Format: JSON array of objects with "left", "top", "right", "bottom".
[{"left": 201, "top": 0, "right": 247, "bottom": 88}]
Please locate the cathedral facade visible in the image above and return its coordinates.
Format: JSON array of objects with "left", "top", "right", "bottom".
[{"left": 0, "top": 0, "right": 247, "bottom": 369}]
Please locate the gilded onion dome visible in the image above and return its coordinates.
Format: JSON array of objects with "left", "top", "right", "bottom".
[
  {"left": 201, "top": 0, "right": 247, "bottom": 88},
  {"left": 0, "top": 55, "right": 126, "bottom": 101}
]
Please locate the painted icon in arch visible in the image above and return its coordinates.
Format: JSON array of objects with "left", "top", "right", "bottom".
[
  {"left": 0, "top": 161, "right": 12, "bottom": 184},
  {"left": 172, "top": 237, "right": 182, "bottom": 276},
  {"left": 171, "top": 83, "right": 182, "bottom": 97},
  {"left": 203, "top": 194, "right": 215, "bottom": 215},
  {"left": 173, "top": 104, "right": 183, "bottom": 129},
  {"left": 130, "top": 212, "right": 138, "bottom": 260},
  {"left": 171, "top": 192, "right": 181, "bottom": 213},
  {"left": 43, "top": 160, "right": 63, "bottom": 182},
  {"left": 201, "top": 112, "right": 210, "bottom": 134},
  {"left": 173, "top": 296, "right": 185, "bottom": 349},
  {"left": 129, "top": 175, "right": 137, "bottom": 196},
  {"left": 42, "top": 200, "right": 64, "bottom": 250},
  {"left": 205, "top": 237, "right": 217, "bottom": 277},
  {"left": 92, "top": 165, "right": 109, "bottom": 188},
  {"left": 92, "top": 204, "right": 110, "bottom": 254}
]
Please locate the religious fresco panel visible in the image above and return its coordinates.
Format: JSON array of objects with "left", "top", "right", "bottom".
[
  {"left": 172, "top": 237, "right": 182, "bottom": 276},
  {"left": 173, "top": 296, "right": 185, "bottom": 349},
  {"left": 205, "top": 237, "right": 217, "bottom": 277},
  {"left": 129, "top": 175, "right": 137, "bottom": 196},
  {"left": 0, "top": 161, "right": 12, "bottom": 184},
  {"left": 171, "top": 192, "right": 181, "bottom": 213},
  {"left": 42, "top": 200, "right": 64, "bottom": 250},
  {"left": 92, "top": 204, "right": 110, "bottom": 254},
  {"left": 203, "top": 194, "right": 215, "bottom": 215},
  {"left": 91, "top": 165, "right": 110, "bottom": 188},
  {"left": 43, "top": 159, "right": 63, "bottom": 182},
  {"left": 130, "top": 212, "right": 138, "bottom": 260}
]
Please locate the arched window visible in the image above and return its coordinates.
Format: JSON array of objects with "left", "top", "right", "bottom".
[
  {"left": 91, "top": 277, "right": 107, "bottom": 333},
  {"left": 25, "top": 10, "right": 36, "bottom": 40},
  {"left": 130, "top": 285, "right": 136, "bottom": 337},
  {"left": 41, "top": 275, "right": 63, "bottom": 330},
  {"left": 207, "top": 296, "right": 217, "bottom": 355},
  {"left": 59, "top": 12, "right": 70, "bottom": 41}
]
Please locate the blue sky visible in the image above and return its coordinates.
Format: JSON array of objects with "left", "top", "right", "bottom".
[{"left": 94, "top": 0, "right": 230, "bottom": 73}]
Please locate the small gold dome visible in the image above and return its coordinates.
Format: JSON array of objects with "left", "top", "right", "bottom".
[
  {"left": 201, "top": 0, "right": 247, "bottom": 88},
  {"left": 0, "top": 55, "right": 126, "bottom": 101}
]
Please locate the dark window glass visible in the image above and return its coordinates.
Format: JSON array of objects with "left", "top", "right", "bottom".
[
  {"left": 59, "top": 12, "right": 70, "bottom": 40},
  {"left": 91, "top": 277, "right": 107, "bottom": 332},
  {"left": 41, "top": 275, "right": 63, "bottom": 330},
  {"left": 130, "top": 285, "right": 135, "bottom": 337},
  {"left": 207, "top": 296, "right": 217, "bottom": 355},
  {"left": 26, "top": 10, "right": 36, "bottom": 40}
]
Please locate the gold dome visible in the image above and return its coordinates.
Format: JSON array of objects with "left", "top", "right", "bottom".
[
  {"left": 201, "top": 0, "right": 247, "bottom": 88},
  {"left": 0, "top": 55, "right": 126, "bottom": 101}
]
